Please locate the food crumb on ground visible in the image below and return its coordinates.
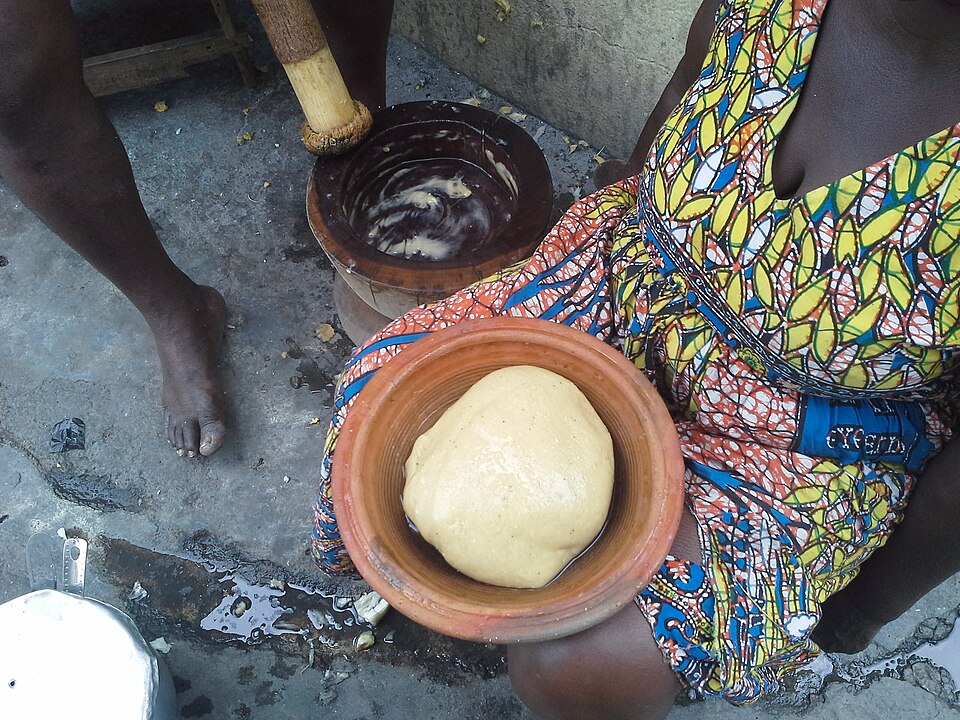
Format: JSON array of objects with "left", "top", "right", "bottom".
[{"left": 315, "top": 323, "right": 335, "bottom": 342}]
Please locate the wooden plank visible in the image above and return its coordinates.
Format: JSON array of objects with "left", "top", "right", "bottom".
[{"left": 82, "top": 30, "right": 250, "bottom": 97}]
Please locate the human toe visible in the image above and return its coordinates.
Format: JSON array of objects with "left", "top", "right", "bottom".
[
  {"left": 199, "top": 419, "right": 226, "bottom": 457},
  {"left": 182, "top": 420, "right": 201, "bottom": 458},
  {"left": 173, "top": 424, "right": 186, "bottom": 456},
  {"left": 164, "top": 410, "right": 176, "bottom": 447}
]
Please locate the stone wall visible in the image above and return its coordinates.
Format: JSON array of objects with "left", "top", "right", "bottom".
[{"left": 393, "top": 0, "right": 702, "bottom": 157}]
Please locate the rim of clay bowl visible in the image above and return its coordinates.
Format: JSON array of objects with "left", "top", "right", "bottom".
[
  {"left": 307, "top": 100, "right": 553, "bottom": 295},
  {"left": 331, "top": 317, "right": 685, "bottom": 644}
]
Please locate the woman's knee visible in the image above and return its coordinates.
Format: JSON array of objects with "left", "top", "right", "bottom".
[
  {"left": 507, "top": 607, "right": 680, "bottom": 720},
  {"left": 922, "top": 440, "right": 960, "bottom": 496},
  {"left": 508, "top": 637, "right": 587, "bottom": 717}
]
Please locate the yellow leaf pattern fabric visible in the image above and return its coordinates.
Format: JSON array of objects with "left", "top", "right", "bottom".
[
  {"left": 610, "top": 0, "right": 960, "bottom": 704},
  {"left": 635, "top": 0, "right": 960, "bottom": 399}
]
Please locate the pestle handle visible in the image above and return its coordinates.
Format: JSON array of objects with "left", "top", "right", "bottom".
[{"left": 250, "top": 0, "right": 372, "bottom": 154}]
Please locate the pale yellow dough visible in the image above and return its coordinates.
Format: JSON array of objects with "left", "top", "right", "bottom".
[{"left": 402, "top": 365, "right": 614, "bottom": 589}]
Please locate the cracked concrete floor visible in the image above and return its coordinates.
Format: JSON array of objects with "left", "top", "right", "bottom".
[{"left": 2, "top": 11, "right": 960, "bottom": 720}]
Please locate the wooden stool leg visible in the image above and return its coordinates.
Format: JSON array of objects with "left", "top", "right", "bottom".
[{"left": 209, "top": 0, "right": 259, "bottom": 88}]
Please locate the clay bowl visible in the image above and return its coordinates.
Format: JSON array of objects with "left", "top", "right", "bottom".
[
  {"left": 331, "top": 317, "right": 685, "bottom": 644},
  {"left": 307, "top": 100, "right": 553, "bottom": 321}
]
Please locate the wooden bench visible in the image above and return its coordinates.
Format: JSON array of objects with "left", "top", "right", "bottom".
[{"left": 81, "top": 0, "right": 256, "bottom": 96}]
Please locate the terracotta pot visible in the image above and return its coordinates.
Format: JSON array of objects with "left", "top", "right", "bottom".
[
  {"left": 331, "top": 317, "right": 685, "bottom": 643},
  {"left": 308, "top": 100, "right": 553, "bottom": 320}
]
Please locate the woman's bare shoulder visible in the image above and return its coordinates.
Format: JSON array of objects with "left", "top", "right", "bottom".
[{"left": 677, "top": 0, "right": 726, "bottom": 83}]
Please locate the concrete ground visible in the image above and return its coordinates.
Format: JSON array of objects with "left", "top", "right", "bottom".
[{"left": 2, "top": 4, "right": 960, "bottom": 719}]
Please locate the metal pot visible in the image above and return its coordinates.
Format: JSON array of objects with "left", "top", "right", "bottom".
[{"left": 0, "top": 589, "right": 177, "bottom": 719}]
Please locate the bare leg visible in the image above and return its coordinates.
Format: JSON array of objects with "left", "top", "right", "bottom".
[
  {"left": 0, "top": 0, "right": 227, "bottom": 457},
  {"left": 311, "top": 0, "right": 395, "bottom": 113},
  {"left": 814, "top": 438, "right": 960, "bottom": 653},
  {"left": 509, "top": 511, "right": 701, "bottom": 719}
]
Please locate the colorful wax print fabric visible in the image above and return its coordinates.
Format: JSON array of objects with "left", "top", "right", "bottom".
[
  {"left": 640, "top": 0, "right": 960, "bottom": 399},
  {"left": 314, "top": 0, "right": 960, "bottom": 704}
]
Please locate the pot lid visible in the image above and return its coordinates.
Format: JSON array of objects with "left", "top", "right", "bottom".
[{"left": 0, "top": 589, "right": 159, "bottom": 719}]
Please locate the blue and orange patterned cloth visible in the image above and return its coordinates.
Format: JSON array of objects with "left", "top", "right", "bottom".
[{"left": 314, "top": 0, "right": 960, "bottom": 703}]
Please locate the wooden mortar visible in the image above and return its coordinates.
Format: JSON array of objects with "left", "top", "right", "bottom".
[{"left": 308, "top": 101, "right": 553, "bottom": 340}]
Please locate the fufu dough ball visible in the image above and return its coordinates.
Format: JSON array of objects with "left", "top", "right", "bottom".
[{"left": 402, "top": 365, "right": 614, "bottom": 589}]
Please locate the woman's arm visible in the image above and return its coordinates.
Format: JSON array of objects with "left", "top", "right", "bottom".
[{"left": 596, "top": 0, "right": 724, "bottom": 185}]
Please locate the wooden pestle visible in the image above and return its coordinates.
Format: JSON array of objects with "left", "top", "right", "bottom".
[{"left": 250, "top": 0, "right": 373, "bottom": 155}]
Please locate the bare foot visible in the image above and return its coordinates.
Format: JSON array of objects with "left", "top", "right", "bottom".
[
  {"left": 812, "top": 591, "right": 886, "bottom": 654},
  {"left": 152, "top": 285, "right": 228, "bottom": 458}
]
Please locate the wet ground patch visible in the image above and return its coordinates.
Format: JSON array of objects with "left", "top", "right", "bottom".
[
  {"left": 97, "top": 532, "right": 507, "bottom": 689},
  {"left": 283, "top": 335, "right": 354, "bottom": 404},
  {"left": 45, "top": 467, "right": 145, "bottom": 512}
]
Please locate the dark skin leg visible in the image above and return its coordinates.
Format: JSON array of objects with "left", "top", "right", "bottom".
[
  {"left": 814, "top": 437, "right": 960, "bottom": 653},
  {"left": 0, "top": 0, "right": 226, "bottom": 457},
  {"left": 311, "top": 0, "right": 395, "bottom": 113},
  {"left": 509, "top": 510, "right": 701, "bottom": 720}
]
